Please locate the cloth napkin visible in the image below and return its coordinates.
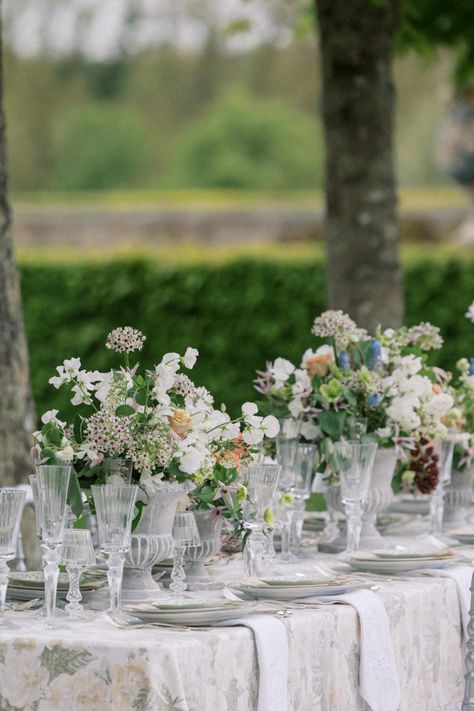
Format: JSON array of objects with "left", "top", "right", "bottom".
[
  {"left": 420, "top": 565, "right": 473, "bottom": 639},
  {"left": 216, "top": 614, "right": 289, "bottom": 711},
  {"left": 302, "top": 588, "right": 400, "bottom": 711}
]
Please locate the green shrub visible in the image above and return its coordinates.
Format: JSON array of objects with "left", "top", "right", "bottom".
[
  {"left": 20, "top": 257, "right": 474, "bottom": 423},
  {"left": 53, "top": 103, "right": 149, "bottom": 190},
  {"left": 169, "top": 89, "right": 323, "bottom": 189}
]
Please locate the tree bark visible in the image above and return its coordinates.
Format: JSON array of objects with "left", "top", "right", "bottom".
[
  {"left": 0, "top": 4, "right": 35, "bottom": 485},
  {"left": 315, "top": 0, "right": 403, "bottom": 332}
]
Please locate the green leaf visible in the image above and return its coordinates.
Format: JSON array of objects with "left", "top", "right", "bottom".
[
  {"left": 135, "top": 388, "right": 148, "bottom": 406},
  {"left": 318, "top": 410, "right": 346, "bottom": 440},
  {"left": 115, "top": 404, "right": 135, "bottom": 417},
  {"left": 73, "top": 415, "right": 85, "bottom": 444},
  {"left": 40, "top": 645, "right": 95, "bottom": 683},
  {"left": 67, "top": 468, "right": 84, "bottom": 520}
]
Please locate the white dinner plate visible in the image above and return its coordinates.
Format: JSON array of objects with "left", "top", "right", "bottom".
[
  {"left": 8, "top": 571, "right": 101, "bottom": 592},
  {"left": 230, "top": 580, "right": 352, "bottom": 600},
  {"left": 347, "top": 555, "right": 455, "bottom": 574},
  {"left": 123, "top": 599, "right": 254, "bottom": 625},
  {"left": 448, "top": 528, "right": 474, "bottom": 545}
]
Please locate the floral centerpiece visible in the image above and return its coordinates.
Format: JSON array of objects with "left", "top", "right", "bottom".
[
  {"left": 34, "top": 327, "right": 279, "bottom": 525},
  {"left": 255, "top": 311, "right": 454, "bottom": 495}
]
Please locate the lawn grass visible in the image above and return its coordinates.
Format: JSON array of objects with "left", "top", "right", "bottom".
[
  {"left": 11, "top": 185, "right": 468, "bottom": 212},
  {"left": 16, "top": 240, "right": 474, "bottom": 267}
]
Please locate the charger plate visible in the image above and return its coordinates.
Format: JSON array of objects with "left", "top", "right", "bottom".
[{"left": 123, "top": 599, "right": 254, "bottom": 626}]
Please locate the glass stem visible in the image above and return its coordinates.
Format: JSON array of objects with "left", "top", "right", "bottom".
[
  {"left": 0, "top": 559, "right": 9, "bottom": 615},
  {"left": 281, "top": 508, "right": 295, "bottom": 559},
  {"left": 170, "top": 546, "right": 186, "bottom": 595},
  {"left": 107, "top": 553, "right": 125, "bottom": 613},
  {"left": 66, "top": 565, "right": 83, "bottom": 616},
  {"left": 430, "top": 482, "right": 445, "bottom": 536},
  {"left": 345, "top": 501, "right": 363, "bottom": 554},
  {"left": 244, "top": 529, "right": 265, "bottom": 577},
  {"left": 42, "top": 544, "right": 60, "bottom": 623}
]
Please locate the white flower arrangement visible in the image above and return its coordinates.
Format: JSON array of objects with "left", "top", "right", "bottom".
[{"left": 34, "top": 327, "right": 279, "bottom": 520}]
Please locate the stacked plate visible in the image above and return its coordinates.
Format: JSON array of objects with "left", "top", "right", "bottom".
[
  {"left": 448, "top": 527, "right": 474, "bottom": 545},
  {"left": 231, "top": 574, "right": 352, "bottom": 600},
  {"left": 123, "top": 598, "right": 254, "bottom": 626},
  {"left": 7, "top": 571, "right": 104, "bottom": 601},
  {"left": 347, "top": 546, "right": 455, "bottom": 574}
]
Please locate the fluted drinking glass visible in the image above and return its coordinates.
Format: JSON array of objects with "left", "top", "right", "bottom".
[
  {"left": 91, "top": 484, "right": 138, "bottom": 614},
  {"left": 242, "top": 464, "right": 281, "bottom": 576},
  {"left": 60, "top": 529, "right": 96, "bottom": 618},
  {"left": 0, "top": 489, "right": 26, "bottom": 625},
  {"left": 334, "top": 440, "right": 378, "bottom": 555},
  {"left": 430, "top": 437, "right": 456, "bottom": 537},
  {"left": 170, "top": 512, "right": 200, "bottom": 597},
  {"left": 35, "top": 465, "right": 71, "bottom": 625}
]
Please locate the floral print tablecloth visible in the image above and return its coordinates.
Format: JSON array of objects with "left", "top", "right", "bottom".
[{"left": 0, "top": 573, "right": 466, "bottom": 711}]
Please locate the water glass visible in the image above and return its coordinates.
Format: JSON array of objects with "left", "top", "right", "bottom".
[
  {"left": 242, "top": 463, "right": 281, "bottom": 576},
  {"left": 0, "top": 489, "right": 26, "bottom": 623},
  {"left": 334, "top": 440, "right": 378, "bottom": 554},
  {"left": 91, "top": 484, "right": 138, "bottom": 614},
  {"left": 170, "top": 512, "right": 200, "bottom": 596},
  {"left": 103, "top": 458, "right": 133, "bottom": 485},
  {"left": 276, "top": 436, "right": 300, "bottom": 561},
  {"left": 60, "top": 529, "right": 96, "bottom": 618},
  {"left": 430, "top": 437, "right": 455, "bottom": 537},
  {"left": 34, "top": 464, "right": 71, "bottom": 624}
]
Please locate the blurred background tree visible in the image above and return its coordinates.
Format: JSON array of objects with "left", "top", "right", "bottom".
[{"left": 0, "top": 4, "right": 34, "bottom": 485}]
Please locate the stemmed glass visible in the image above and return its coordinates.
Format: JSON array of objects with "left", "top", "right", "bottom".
[
  {"left": 0, "top": 489, "right": 26, "bottom": 626},
  {"left": 290, "top": 443, "right": 318, "bottom": 557},
  {"left": 242, "top": 463, "right": 282, "bottom": 577},
  {"left": 103, "top": 458, "right": 133, "bottom": 485},
  {"left": 60, "top": 529, "right": 96, "bottom": 618},
  {"left": 170, "top": 512, "right": 200, "bottom": 597},
  {"left": 430, "top": 436, "right": 456, "bottom": 537},
  {"left": 34, "top": 464, "right": 72, "bottom": 625},
  {"left": 276, "top": 435, "right": 299, "bottom": 562},
  {"left": 334, "top": 440, "right": 378, "bottom": 555},
  {"left": 91, "top": 484, "right": 138, "bottom": 615}
]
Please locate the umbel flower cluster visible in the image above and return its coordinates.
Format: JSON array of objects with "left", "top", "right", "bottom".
[
  {"left": 34, "top": 327, "right": 279, "bottom": 521},
  {"left": 255, "top": 309, "right": 459, "bottom": 495}
]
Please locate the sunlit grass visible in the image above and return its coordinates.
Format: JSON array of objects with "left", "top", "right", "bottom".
[
  {"left": 16, "top": 240, "right": 474, "bottom": 267},
  {"left": 11, "top": 186, "right": 468, "bottom": 211}
]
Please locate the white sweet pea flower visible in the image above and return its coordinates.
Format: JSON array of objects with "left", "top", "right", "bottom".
[
  {"left": 271, "top": 358, "right": 295, "bottom": 387},
  {"left": 242, "top": 402, "right": 259, "bottom": 417},
  {"left": 63, "top": 357, "right": 82, "bottom": 378},
  {"left": 242, "top": 426, "right": 265, "bottom": 445},
  {"left": 154, "top": 363, "right": 176, "bottom": 393},
  {"left": 160, "top": 353, "right": 181, "bottom": 373},
  {"left": 261, "top": 415, "right": 279, "bottom": 438},
  {"left": 376, "top": 426, "right": 393, "bottom": 439},
  {"left": 49, "top": 365, "right": 67, "bottom": 389},
  {"left": 183, "top": 347, "right": 199, "bottom": 369},
  {"left": 288, "top": 398, "right": 305, "bottom": 418},
  {"left": 221, "top": 421, "right": 241, "bottom": 441},
  {"left": 41, "top": 410, "right": 66, "bottom": 429},
  {"left": 94, "top": 372, "right": 114, "bottom": 402},
  {"left": 465, "top": 302, "right": 474, "bottom": 323},
  {"left": 301, "top": 420, "right": 321, "bottom": 440}
]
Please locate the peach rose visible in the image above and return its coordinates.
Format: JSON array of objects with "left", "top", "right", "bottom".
[
  {"left": 168, "top": 408, "right": 193, "bottom": 437},
  {"left": 301, "top": 346, "right": 335, "bottom": 378}
]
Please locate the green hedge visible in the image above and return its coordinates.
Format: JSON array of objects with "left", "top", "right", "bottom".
[{"left": 20, "top": 257, "right": 474, "bottom": 422}]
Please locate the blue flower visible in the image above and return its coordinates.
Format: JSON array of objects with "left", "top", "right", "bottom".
[
  {"left": 368, "top": 393, "right": 382, "bottom": 407},
  {"left": 367, "top": 339, "right": 382, "bottom": 370},
  {"left": 469, "top": 358, "right": 474, "bottom": 376},
  {"left": 338, "top": 350, "right": 350, "bottom": 372}
]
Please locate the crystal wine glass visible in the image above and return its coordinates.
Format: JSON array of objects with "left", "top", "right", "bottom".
[
  {"left": 334, "top": 440, "right": 378, "bottom": 555},
  {"left": 430, "top": 436, "right": 456, "bottom": 537},
  {"left": 276, "top": 436, "right": 299, "bottom": 562},
  {"left": 91, "top": 484, "right": 138, "bottom": 615},
  {"left": 242, "top": 463, "right": 282, "bottom": 576},
  {"left": 103, "top": 458, "right": 133, "bottom": 486},
  {"left": 0, "top": 489, "right": 26, "bottom": 626},
  {"left": 34, "top": 464, "right": 72, "bottom": 625},
  {"left": 170, "top": 512, "right": 200, "bottom": 597},
  {"left": 60, "top": 529, "right": 96, "bottom": 618},
  {"left": 290, "top": 443, "right": 318, "bottom": 557}
]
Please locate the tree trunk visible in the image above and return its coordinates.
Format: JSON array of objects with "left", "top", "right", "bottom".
[
  {"left": 315, "top": 0, "right": 403, "bottom": 332},
  {"left": 0, "top": 4, "right": 35, "bottom": 485}
]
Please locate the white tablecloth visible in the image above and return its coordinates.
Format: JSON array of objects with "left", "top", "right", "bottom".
[{"left": 0, "top": 553, "right": 469, "bottom": 711}]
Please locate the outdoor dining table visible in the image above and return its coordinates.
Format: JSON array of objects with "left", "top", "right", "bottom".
[{"left": 0, "top": 544, "right": 468, "bottom": 711}]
